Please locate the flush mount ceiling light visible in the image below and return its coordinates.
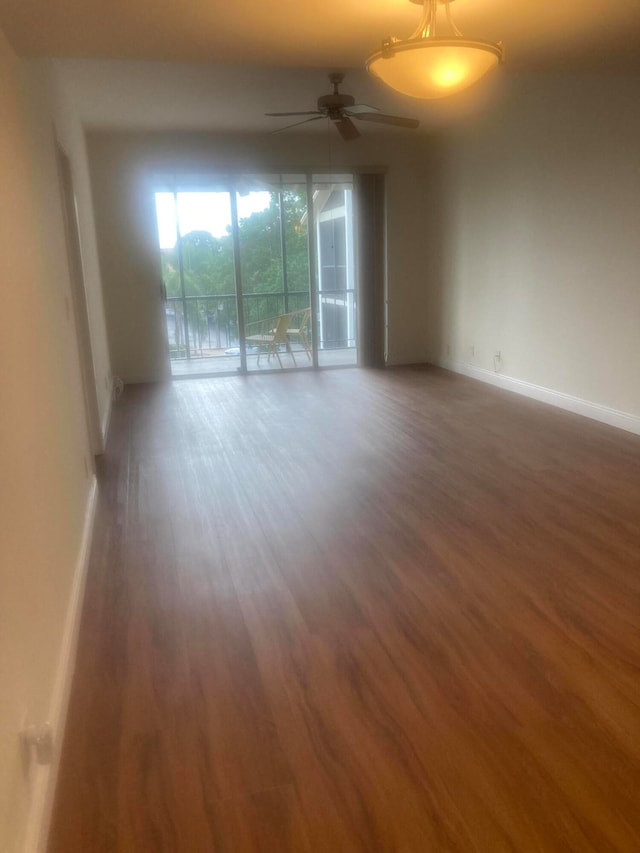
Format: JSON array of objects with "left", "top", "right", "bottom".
[{"left": 366, "top": 0, "right": 503, "bottom": 99}]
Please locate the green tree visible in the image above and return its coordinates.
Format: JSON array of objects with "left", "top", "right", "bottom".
[{"left": 159, "top": 189, "right": 310, "bottom": 347}]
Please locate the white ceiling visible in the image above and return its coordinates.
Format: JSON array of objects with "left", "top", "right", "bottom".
[
  {"left": 2, "top": 0, "right": 640, "bottom": 69},
  {"left": 2, "top": 0, "right": 639, "bottom": 133},
  {"left": 54, "top": 60, "right": 511, "bottom": 133}
]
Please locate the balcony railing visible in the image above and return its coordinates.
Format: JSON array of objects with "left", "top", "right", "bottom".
[{"left": 165, "top": 289, "right": 355, "bottom": 359}]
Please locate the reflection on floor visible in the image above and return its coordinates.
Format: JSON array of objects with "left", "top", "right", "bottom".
[{"left": 170, "top": 347, "right": 357, "bottom": 377}]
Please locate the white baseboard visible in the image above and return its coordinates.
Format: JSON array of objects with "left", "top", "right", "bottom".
[
  {"left": 23, "top": 476, "right": 99, "bottom": 853},
  {"left": 434, "top": 358, "right": 640, "bottom": 436}
]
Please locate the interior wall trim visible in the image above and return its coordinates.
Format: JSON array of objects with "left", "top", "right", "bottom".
[
  {"left": 434, "top": 358, "right": 640, "bottom": 437},
  {"left": 23, "top": 477, "right": 99, "bottom": 853},
  {"left": 99, "top": 385, "right": 113, "bottom": 454}
]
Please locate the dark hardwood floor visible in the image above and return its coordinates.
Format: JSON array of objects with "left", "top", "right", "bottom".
[{"left": 49, "top": 366, "right": 640, "bottom": 852}]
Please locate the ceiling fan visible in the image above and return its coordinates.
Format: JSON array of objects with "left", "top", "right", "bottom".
[{"left": 265, "top": 73, "right": 419, "bottom": 141}]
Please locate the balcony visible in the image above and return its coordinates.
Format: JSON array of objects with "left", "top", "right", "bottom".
[{"left": 166, "top": 288, "right": 357, "bottom": 375}]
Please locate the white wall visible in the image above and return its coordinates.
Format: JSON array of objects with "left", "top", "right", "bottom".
[
  {"left": 86, "top": 130, "right": 432, "bottom": 382},
  {"left": 46, "top": 68, "right": 640, "bottom": 418},
  {"left": 0, "top": 31, "right": 102, "bottom": 852},
  {"left": 49, "top": 64, "right": 113, "bottom": 442},
  {"left": 427, "top": 72, "right": 640, "bottom": 419}
]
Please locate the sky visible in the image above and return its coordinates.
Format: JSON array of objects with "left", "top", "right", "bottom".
[{"left": 155, "top": 191, "right": 271, "bottom": 249}]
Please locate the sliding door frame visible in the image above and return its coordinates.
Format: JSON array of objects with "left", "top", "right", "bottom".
[
  {"left": 305, "top": 174, "right": 320, "bottom": 370},
  {"left": 155, "top": 169, "right": 378, "bottom": 377},
  {"left": 229, "top": 189, "right": 248, "bottom": 374}
]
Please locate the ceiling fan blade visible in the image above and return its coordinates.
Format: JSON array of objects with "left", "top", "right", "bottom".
[
  {"left": 265, "top": 111, "right": 323, "bottom": 117},
  {"left": 354, "top": 112, "right": 420, "bottom": 129},
  {"left": 335, "top": 117, "right": 360, "bottom": 142},
  {"left": 344, "top": 104, "right": 380, "bottom": 115},
  {"left": 270, "top": 115, "right": 324, "bottom": 134}
]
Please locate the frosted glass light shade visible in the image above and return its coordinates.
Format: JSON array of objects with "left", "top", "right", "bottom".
[{"left": 367, "top": 39, "right": 503, "bottom": 100}]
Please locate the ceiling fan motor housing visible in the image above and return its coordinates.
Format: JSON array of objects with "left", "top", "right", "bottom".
[{"left": 317, "top": 91, "right": 356, "bottom": 120}]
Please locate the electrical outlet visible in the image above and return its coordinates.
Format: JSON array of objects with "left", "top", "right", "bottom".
[
  {"left": 470, "top": 345, "right": 475, "bottom": 359},
  {"left": 446, "top": 344, "right": 451, "bottom": 356}
]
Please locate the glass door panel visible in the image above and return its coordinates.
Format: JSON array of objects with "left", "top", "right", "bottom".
[
  {"left": 156, "top": 189, "right": 239, "bottom": 377},
  {"left": 154, "top": 172, "right": 357, "bottom": 377},
  {"left": 237, "top": 178, "right": 311, "bottom": 372},
  {"left": 156, "top": 192, "right": 185, "bottom": 361},
  {"left": 281, "top": 184, "right": 312, "bottom": 366},
  {"left": 312, "top": 176, "right": 357, "bottom": 367}
]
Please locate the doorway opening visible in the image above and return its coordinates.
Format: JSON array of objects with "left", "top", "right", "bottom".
[{"left": 154, "top": 173, "right": 358, "bottom": 377}]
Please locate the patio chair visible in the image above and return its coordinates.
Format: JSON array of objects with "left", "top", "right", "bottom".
[
  {"left": 286, "top": 308, "right": 312, "bottom": 360},
  {"left": 245, "top": 313, "right": 296, "bottom": 367}
]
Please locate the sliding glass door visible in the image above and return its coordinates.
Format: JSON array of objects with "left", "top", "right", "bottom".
[
  {"left": 155, "top": 186, "right": 238, "bottom": 376},
  {"left": 313, "top": 178, "right": 357, "bottom": 367},
  {"left": 154, "top": 173, "right": 357, "bottom": 377},
  {"left": 236, "top": 178, "right": 312, "bottom": 373}
]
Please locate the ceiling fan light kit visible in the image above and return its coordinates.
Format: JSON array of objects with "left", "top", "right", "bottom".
[
  {"left": 265, "top": 0, "right": 503, "bottom": 141},
  {"left": 366, "top": 0, "right": 503, "bottom": 100}
]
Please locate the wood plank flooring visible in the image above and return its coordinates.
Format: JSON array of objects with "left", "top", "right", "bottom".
[{"left": 49, "top": 366, "right": 640, "bottom": 852}]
